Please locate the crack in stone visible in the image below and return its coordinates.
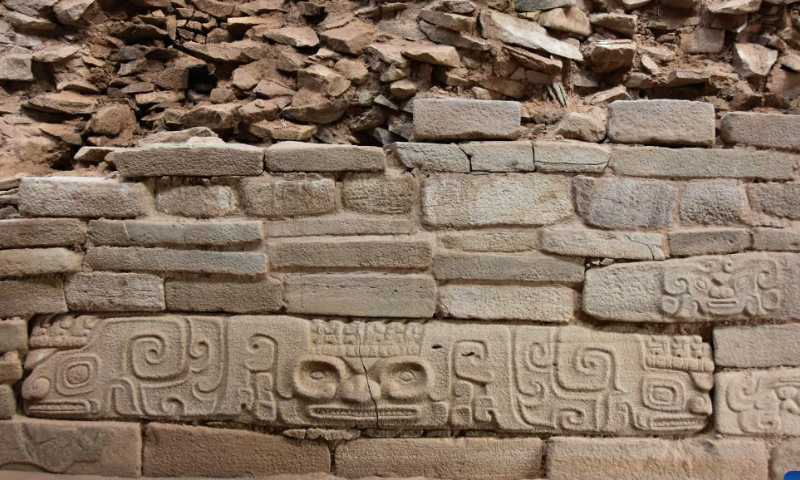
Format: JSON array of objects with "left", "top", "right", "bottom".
[{"left": 356, "top": 322, "right": 380, "bottom": 429}]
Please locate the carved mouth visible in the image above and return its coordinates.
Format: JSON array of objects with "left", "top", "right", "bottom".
[
  {"left": 706, "top": 299, "right": 742, "bottom": 313},
  {"left": 27, "top": 402, "right": 90, "bottom": 415},
  {"left": 308, "top": 406, "right": 418, "bottom": 420},
  {"left": 651, "top": 416, "right": 706, "bottom": 430}
]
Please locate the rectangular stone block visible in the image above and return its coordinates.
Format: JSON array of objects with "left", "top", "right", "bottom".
[
  {"left": 721, "top": 112, "right": 800, "bottom": 151},
  {"left": 534, "top": 140, "right": 610, "bottom": 173},
  {"left": 265, "top": 141, "right": 384, "bottom": 172},
  {"left": 753, "top": 227, "right": 800, "bottom": 251},
  {"left": 143, "top": 423, "right": 330, "bottom": 477},
  {"left": 413, "top": 99, "right": 521, "bottom": 141},
  {"left": 540, "top": 227, "right": 665, "bottom": 260},
  {"left": 716, "top": 368, "right": 800, "bottom": 435},
  {"left": 714, "top": 324, "right": 800, "bottom": 368},
  {"left": 0, "top": 279, "right": 67, "bottom": 317},
  {"left": 156, "top": 184, "right": 239, "bottom": 218},
  {"left": 342, "top": 173, "right": 416, "bottom": 215},
  {"left": 546, "top": 437, "right": 768, "bottom": 480},
  {"left": 611, "top": 147, "right": 796, "bottom": 180},
  {"left": 439, "top": 284, "right": 574, "bottom": 321},
  {"left": 241, "top": 176, "right": 336, "bottom": 217},
  {"left": 0, "top": 320, "right": 27, "bottom": 353},
  {"left": 423, "top": 174, "right": 572, "bottom": 227},
  {"left": 89, "top": 220, "right": 263, "bottom": 246},
  {"left": 583, "top": 178, "right": 678, "bottom": 230},
  {"left": 392, "top": 142, "right": 470, "bottom": 172},
  {"left": 668, "top": 228, "right": 751, "bottom": 256},
  {"left": 0, "top": 418, "right": 141, "bottom": 476},
  {"left": 0, "top": 352, "right": 22, "bottom": 384},
  {"left": 607, "top": 100, "right": 716, "bottom": 147},
  {"left": 264, "top": 215, "right": 413, "bottom": 237},
  {"left": 747, "top": 183, "right": 800, "bottom": 220},
  {"left": 0, "top": 248, "right": 82, "bottom": 278},
  {"left": 271, "top": 237, "right": 432, "bottom": 270},
  {"left": 286, "top": 274, "right": 436, "bottom": 317},
  {"left": 438, "top": 231, "right": 537, "bottom": 252},
  {"left": 583, "top": 252, "right": 800, "bottom": 322},
  {"left": 19, "top": 177, "right": 149, "bottom": 219},
  {"left": 85, "top": 247, "right": 267, "bottom": 276},
  {"left": 0, "top": 218, "right": 86, "bottom": 249},
  {"left": 65, "top": 273, "right": 165, "bottom": 312},
  {"left": 463, "top": 141, "right": 534, "bottom": 172},
  {"left": 0, "top": 385, "right": 13, "bottom": 419},
  {"left": 772, "top": 439, "right": 800, "bottom": 480},
  {"left": 336, "top": 438, "right": 543, "bottom": 480},
  {"left": 112, "top": 143, "right": 265, "bottom": 177},
  {"left": 165, "top": 277, "right": 283, "bottom": 313},
  {"left": 434, "top": 251, "right": 583, "bottom": 282}
]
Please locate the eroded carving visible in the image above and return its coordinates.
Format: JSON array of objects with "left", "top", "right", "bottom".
[
  {"left": 29, "top": 315, "right": 103, "bottom": 349},
  {"left": 717, "top": 368, "right": 800, "bottom": 435}
]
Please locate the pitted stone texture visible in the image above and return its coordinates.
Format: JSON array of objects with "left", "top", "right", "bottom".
[
  {"left": 286, "top": 274, "right": 436, "bottom": 317},
  {"left": 0, "top": 279, "right": 67, "bottom": 317},
  {"left": 0, "top": 352, "right": 22, "bottom": 384},
  {"left": 438, "top": 231, "right": 537, "bottom": 252},
  {"left": 611, "top": 147, "right": 796, "bottom": 180},
  {"left": 716, "top": 368, "right": 800, "bottom": 435},
  {"left": 0, "top": 319, "right": 27, "bottom": 353},
  {"left": 89, "top": 220, "right": 263, "bottom": 246},
  {"left": 342, "top": 173, "right": 416, "bottom": 214},
  {"left": 112, "top": 143, "right": 265, "bottom": 177},
  {"left": 156, "top": 185, "right": 239, "bottom": 218},
  {"left": 668, "top": 228, "right": 751, "bottom": 256},
  {"left": 547, "top": 437, "right": 768, "bottom": 480},
  {"left": 753, "top": 228, "right": 800, "bottom": 251},
  {"left": 434, "top": 251, "right": 583, "bottom": 282},
  {"left": 607, "top": 100, "right": 715, "bottom": 147},
  {"left": 584, "top": 252, "right": 800, "bottom": 322},
  {"left": 0, "top": 219, "right": 87, "bottom": 249},
  {"left": 265, "top": 142, "right": 384, "bottom": 172},
  {"left": 715, "top": 324, "right": 800, "bottom": 368},
  {"left": 0, "top": 419, "right": 142, "bottom": 476},
  {"left": 413, "top": 99, "right": 521, "bottom": 141},
  {"left": 0, "top": 248, "right": 82, "bottom": 278},
  {"left": 336, "top": 438, "right": 543, "bottom": 480},
  {"left": 85, "top": 247, "right": 267, "bottom": 276},
  {"left": 264, "top": 215, "right": 413, "bottom": 237},
  {"left": 540, "top": 227, "right": 665, "bottom": 260},
  {"left": 19, "top": 177, "right": 149, "bottom": 219},
  {"left": 439, "top": 284, "right": 574, "bottom": 321},
  {"left": 772, "top": 439, "right": 800, "bottom": 480},
  {"left": 166, "top": 277, "right": 283, "bottom": 313},
  {"left": 747, "top": 183, "right": 800, "bottom": 220},
  {"left": 721, "top": 112, "right": 800, "bottom": 151},
  {"left": 534, "top": 141, "right": 610, "bottom": 173},
  {"left": 65, "top": 273, "right": 165, "bottom": 312},
  {"left": 392, "top": 143, "right": 470, "bottom": 172},
  {"left": 679, "top": 181, "right": 745, "bottom": 225},
  {"left": 463, "top": 141, "right": 534, "bottom": 172},
  {"left": 271, "top": 237, "right": 432, "bottom": 269},
  {"left": 584, "top": 178, "right": 678, "bottom": 230},
  {"left": 144, "top": 424, "right": 330, "bottom": 477},
  {"left": 0, "top": 386, "right": 13, "bottom": 419},
  {"left": 423, "top": 174, "right": 572, "bottom": 227},
  {"left": 241, "top": 176, "right": 336, "bottom": 218}
]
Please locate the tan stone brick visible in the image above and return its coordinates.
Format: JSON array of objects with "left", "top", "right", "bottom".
[
  {"left": 413, "top": 99, "right": 521, "bottom": 141},
  {"left": 85, "top": 247, "right": 267, "bottom": 276},
  {"left": 342, "top": 173, "right": 416, "bottom": 215},
  {"left": 0, "top": 248, "right": 82, "bottom": 278},
  {"left": 113, "top": 142, "right": 265, "bottom": 177},
  {"left": 241, "top": 176, "right": 336, "bottom": 217},
  {"left": 89, "top": 219, "right": 263, "bottom": 247},
  {"left": 438, "top": 231, "right": 537, "bottom": 252},
  {"left": 392, "top": 142, "right": 470, "bottom": 172},
  {"left": 0, "top": 218, "right": 86, "bottom": 249},
  {"left": 19, "top": 177, "right": 149, "bottom": 219},
  {"left": 772, "top": 439, "right": 800, "bottom": 480},
  {"left": 434, "top": 251, "right": 583, "bottom": 282},
  {"left": 264, "top": 215, "right": 413, "bottom": 237},
  {"left": 65, "top": 272, "right": 165, "bottom": 312},
  {"left": 584, "top": 178, "right": 678, "bottom": 230},
  {"left": 0, "top": 320, "right": 26, "bottom": 353},
  {"left": 156, "top": 184, "right": 239, "bottom": 218},
  {"left": 714, "top": 324, "right": 800, "bottom": 368},
  {"left": 464, "top": 141, "right": 534, "bottom": 172},
  {"left": 439, "top": 284, "right": 574, "bottom": 321},
  {"left": 747, "top": 183, "right": 800, "bottom": 220},
  {"left": 534, "top": 140, "right": 610, "bottom": 173},
  {"left": 265, "top": 141, "right": 384, "bottom": 172},
  {"left": 165, "top": 277, "right": 283, "bottom": 313},
  {"left": 0, "top": 279, "right": 67, "bottom": 318},
  {"left": 0, "top": 385, "right": 14, "bottom": 419},
  {"left": 716, "top": 368, "right": 800, "bottom": 435},
  {"left": 721, "top": 111, "right": 800, "bottom": 151},
  {"left": 753, "top": 227, "right": 800, "bottom": 251},
  {"left": 607, "top": 99, "right": 715, "bottom": 147},
  {"left": 271, "top": 237, "right": 432, "bottom": 270},
  {"left": 540, "top": 227, "right": 665, "bottom": 260},
  {"left": 0, "top": 351, "right": 22, "bottom": 384},
  {"left": 668, "top": 228, "right": 751, "bottom": 256}
]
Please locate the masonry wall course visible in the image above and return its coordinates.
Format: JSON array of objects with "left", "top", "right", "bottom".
[
  {"left": 112, "top": 143, "right": 265, "bottom": 177},
  {"left": 721, "top": 112, "right": 800, "bottom": 151},
  {"left": 0, "top": 218, "right": 87, "bottom": 249},
  {"left": 19, "top": 177, "right": 149, "bottom": 219}
]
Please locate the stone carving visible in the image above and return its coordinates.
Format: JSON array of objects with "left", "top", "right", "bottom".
[
  {"left": 29, "top": 315, "right": 103, "bottom": 349},
  {"left": 716, "top": 368, "right": 800, "bottom": 436},
  {"left": 22, "top": 315, "right": 713, "bottom": 435}
]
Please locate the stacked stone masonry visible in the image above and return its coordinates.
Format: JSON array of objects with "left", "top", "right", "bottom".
[{"left": 1, "top": 98, "right": 800, "bottom": 480}]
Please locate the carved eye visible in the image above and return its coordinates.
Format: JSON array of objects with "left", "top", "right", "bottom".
[
  {"left": 695, "top": 278, "right": 708, "bottom": 290},
  {"left": 56, "top": 355, "right": 99, "bottom": 395},
  {"left": 66, "top": 364, "right": 90, "bottom": 385},
  {"left": 379, "top": 357, "right": 430, "bottom": 400},
  {"left": 293, "top": 356, "right": 346, "bottom": 400}
]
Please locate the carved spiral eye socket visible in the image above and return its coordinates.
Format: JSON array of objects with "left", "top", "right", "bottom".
[
  {"left": 66, "top": 364, "right": 90, "bottom": 386},
  {"left": 380, "top": 357, "right": 429, "bottom": 400},
  {"left": 293, "top": 356, "right": 345, "bottom": 400},
  {"left": 56, "top": 356, "right": 99, "bottom": 395}
]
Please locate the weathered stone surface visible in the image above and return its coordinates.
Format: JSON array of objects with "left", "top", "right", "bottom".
[
  {"left": 716, "top": 368, "right": 800, "bottom": 436},
  {"left": 21, "top": 315, "right": 713, "bottom": 435},
  {"left": 434, "top": 251, "right": 584, "bottom": 282},
  {"left": 423, "top": 174, "right": 572, "bottom": 227},
  {"left": 112, "top": 143, "right": 265, "bottom": 177},
  {"left": 0, "top": 419, "right": 142, "bottom": 476},
  {"left": 0, "top": 279, "right": 67, "bottom": 317},
  {"left": 26, "top": 92, "right": 98, "bottom": 115},
  {"left": 589, "top": 40, "right": 636, "bottom": 73},
  {"left": 0, "top": 386, "right": 13, "bottom": 419},
  {"left": 165, "top": 277, "right": 283, "bottom": 313},
  {"left": 733, "top": 43, "right": 778, "bottom": 78},
  {"left": 0, "top": 218, "right": 87, "bottom": 248},
  {"left": 679, "top": 181, "right": 744, "bottom": 225},
  {"left": 439, "top": 284, "right": 574, "bottom": 321},
  {"left": 753, "top": 228, "right": 800, "bottom": 251},
  {"left": 144, "top": 424, "right": 330, "bottom": 477},
  {"left": 413, "top": 99, "right": 521, "bottom": 141},
  {"left": 607, "top": 100, "right": 715, "bottom": 147},
  {"left": 241, "top": 176, "right": 336, "bottom": 218},
  {"left": 156, "top": 185, "right": 238, "bottom": 218},
  {"left": 772, "top": 439, "right": 800, "bottom": 480},
  {"left": 554, "top": 112, "right": 606, "bottom": 142},
  {"left": 479, "top": 10, "right": 583, "bottom": 61},
  {"left": 19, "top": 177, "right": 149, "bottom": 219},
  {"left": 342, "top": 173, "right": 416, "bottom": 214},
  {"left": 681, "top": 27, "right": 725, "bottom": 54},
  {"left": 0, "top": 53, "right": 34, "bottom": 81},
  {"left": 584, "top": 252, "right": 800, "bottom": 322},
  {"left": 264, "top": 215, "right": 413, "bottom": 237},
  {"left": 89, "top": 220, "right": 263, "bottom": 246},
  {"left": 0, "top": 352, "right": 22, "bottom": 384},
  {"left": 668, "top": 228, "right": 751, "bottom": 256},
  {"left": 321, "top": 21, "right": 375, "bottom": 55},
  {"left": 265, "top": 142, "right": 384, "bottom": 172},
  {"left": 534, "top": 140, "right": 610, "bottom": 173},
  {"left": 715, "top": 324, "right": 800, "bottom": 368},
  {"left": 0, "top": 248, "right": 82, "bottom": 278},
  {"left": 438, "top": 231, "right": 537, "bottom": 252},
  {"left": 747, "top": 183, "right": 800, "bottom": 220},
  {"left": 540, "top": 227, "right": 665, "bottom": 260},
  {"left": 65, "top": 273, "right": 165, "bottom": 312},
  {"left": 336, "top": 438, "right": 543, "bottom": 480},
  {"left": 286, "top": 274, "right": 436, "bottom": 317},
  {"left": 611, "top": 147, "right": 797, "bottom": 180},
  {"left": 0, "top": 319, "right": 27, "bottom": 353},
  {"left": 721, "top": 112, "right": 800, "bottom": 151},
  {"left": 271, "top": 237, "right": 432, "bottom": 270},
  {"left": 85, "top": 247, "right": 267, "bottom": 276},
  {"left": 584, "top": 178, "right": 678, "bottom": 230},
  {"left": 392, "top": 143, "right": 470, "bottom": 173},
  {"left": 462, "top": 141, "right": 534, "bottom": 172},
  {"left": 547, "top": 437, "right": 768, "bottom": 480},
  {"left": 402, "top": 42, "right": 461, "bottom": 67}
]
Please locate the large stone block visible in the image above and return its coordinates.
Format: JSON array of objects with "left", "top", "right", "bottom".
[
  {"left": 434, "top": 251, "right": 584, "bottom": 282},
  {"left": 241, "top": 176, "right": 336, "bottom": 217},
  {"left": 607, "top": 100, "right": 715, "bottom": 147},
  {"left": 412, "top": 99, "right": 521, "bottom": 141},
  {"left": 156, "top": 184, "right": 239, "bottom": 218},
  {"left": 19, "top": 177, "right": 149, "bottom": 219},
  {"left": 668, "top": 228, "right": 751, "bottom": 257},
  {"left": 772, "top": 439, "right": 800, "bottom": 480},
  {"left": 271, "top": 237, "right": 433, "bottom": 269},
  {"left": 143, "top": 423, "right": 330, "bottom": 477},
  {"left": 65, "top": 273, "right": 165, "bottom": 312},
  {"left": 721, "top": 112, "right": 800, "bottom": 151},
  {"left": 463, "top": 141, "right": 534, "bottom": 172},
  {"left": 342, "top": 173, "right": 416, "bottom": 214},
  {"left": 166, "top": 277, "right": 283, "bottom": 313},
  {"left": 0, "top": 418, "right": 142, "bottom": 476},
  {"left": 584, "top": 252, "right": 800, "bottom": 322},
  {"left": 112, "top": 143, "right": 265, "bottom": 177},
  {"left": 392, "top": 143, "right": 470, "bottom": 172},
  {"left": 0, "top": 279, "right": 67, "bottom": 317},
  {"left": 714, "top": 324, "right": 800, "bottom": 368},
  {"left": 534, "top": 140, "right": 610, "bottom": 173},
  {"left": 546, "top": 437, "right": 768, "bottom": 480},
  {"left": 439, "top": 284, "right": 574, "bottom": 321},
  {"left": 422, "top": 174, "right": 572, "bottom": 227},
  {"left": 89, "top": 220, "right": 263, "bottom": 246},
  {"left": 264, "top": 215, "right": 413, "bottom": 237},
  {"left": 336, "top": 438, "right": 543, "bottom": 480},
  {"left": 438, "top": 231, "right": 537, "bottom": 252},
  {"left": 0, "top": 218, "right": 87, "bottom": 249},
  {"left": 0, "top": 248, "right": 82, "bottom": 278},
  {"left": 0, "top": 319, "right": 27, "bottom": 353},
  {"left": 539, "top": 227, "right": 665, "bottom": 260},
  {"left": 21, "top": 316, "right": 713, "bottom": 435},
  {"left": 0, "top": 352, "right": 22, "bottom": 384},
  {"left": 753, "top": 227, "right": 800, "bottom": 251},
  {"left": 679, "top": 181, "right": 745, "bottom": 225},
  {"left": 747, "top": 183, "right": 800, "bottom": 220},
  {"left": 583, "top": 178, "right": 678, "bottom": 230},
  {"left": 716, "top": 368, "right": 800, "bottom": 435},
  {"left": 265, "top": 141, "right": 384, "bottom": 172},
  {"left": 85, "top": 247, "right": 267, "bottom": 276}
]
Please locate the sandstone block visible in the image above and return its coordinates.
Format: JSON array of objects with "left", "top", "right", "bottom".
[
  {"left": 607, "top": 100, "right": 715, "bottom": 147},
  {"left": 715, "top": 324, "right": 800, "bottom": 368},
  {"left": 439, "top": 284, "right": 574, "bottom": 321},
  {"left": 89, "top": 220, "right": 263, "bottom": 247},
  {"left": 0, "top": 418, "right": 142, "bottom": 476},
  {"left": 265, "top": 141, "right": 384, "bottom": 172},
  {"left": 0, "top": 219, "right": 86, "bottom": 249},
  {"left": 165, "top": 277, "right": 283, "bottom": 313},
  {"left": 772, "top": 439, "right": 800, "bottom": 480},
  {"left": 668, "top": 228, "right": 751, "bottom": 256},
  {"left": 0, "top": 386, "right": 13, "bottom": 419},
  {"left": 584, "top": 252, "right": 800, "bottom": 322},
  {"left": 412, "top": 99, "right": 521, "bottom": 141},
  {"left": 721, "top": 112, "right": 800, "bottom": 151},
  {"left": 392, "top": 143, "right": 470, "bottom": 172},
  {"left": 679, "top": 181, "right": 744, "bottom": 225},
  {"left": 0, "top": 352, "right": 22, "bottom": 384},
  {"left": 0, "top": 279, "right": 67, "bottom": 317},
  {"left": 584, "top": 178, "right": 678, "bottom": 230},
  {"left": 463, "top": 141, "right": 534, "bottom": 172},
  {"left": 65, "top": 273, "right": 165, "bottom": 312},
  {"left": 286, "top": 274, "right": 436, "bottom": 317},
  {"left": 156, "top": 184, "right": 239, "bottom": 218},
  {"left": 336, "top": 438, "right": 543, "bottom": 480},
  {"left": 546, "top": 437, "right": 768, "bottom": 480},
  {"left": 19, "top": 177, "right": 149, "bottom": 219},
  {"left": 534, "top": 140, "right": 610, "bottom": 173},
  {"left": 85, "top": 247, "right": 267, "bottom": 276},
  {"left": 716, "top": 368, "right": 800, "bottom": 435},
  {"left": 540, "top": 227, "right": 665, "bottom": 260},
  {"left": 423, "top": 174, "right": 572, "bottom": 227},
  {"left": 0, "top": 319, "right": 27, "bottom": 353},
  {"left": 342, "top": 173, "right": 416, "bottom": 214},
  {"left": 753, "top": 227, "right": 800, "bottom": 251},
  {"left": 747, "top": 183, "right": 800, "bottom": 220},
  {"left": 434, "top": 251, "right": 583, "bottom": 283},
  {"left": 112, "top": 143, "right": 265, "bottom": 177},
  {"left": 241, "top": 176, "right": 336, "bottom": 217},
  {"left": 438, "top": 231, "right": 537, "bottom": 252},
  {"left": 0, "top": 248, "right": 82, "bottom": 278},
  {"left": 271, "top": 237, "right": 432, "bottom": 270},
  {"left": 264, "top": 215, "right": 413, "bottom": 237}
]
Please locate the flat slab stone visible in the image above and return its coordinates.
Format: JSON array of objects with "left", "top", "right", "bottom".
[
  {"left": 112, "top": 143, "right": 265, "bottom": 177},
  {"left": 607, "top": 100, "right": 715, "bottom": 147},
  {"left": 434, "top": 251, "right": 584, "bottom": 282},
  {"left": 0, "top": 278, "right": 67, "bottom": 317},
  {"left": 716, "top": 368, "right": 800, "bottom": 436},
  {"left": 753, "top": 227, "right": 800, "bottom": 251},
  {"left": 721, "top": 112, "right": 800, "bottom": 151},
  {"left": 165, "top": 277, "right": 283, "bottom": 313},
  {"left": 668, "top": 228, "right": 751, "bottom": 257},
  {"left": 439, "top": 284, "right": 575, "bottom": 322},
  {"left": 540, "top": 227, "right": 665, "bottom": 260},
  {"left": 89, "top": 220, "right": 263, "bottom": 247},
  {"left": 392, "top": 142, "right": 470, "bottom": 172},
  {"left": 715, "top": 324, "right": 800, "bottom": 368},
  {"left": 0, "top": 248, "right": 82, "bottom": 278},
  {"left": 265, "top": 142, "right": 385, "bottom": 172},
  {"left": 270, "top": 237, "right": 432, "bottom": 269},
  {"left": 463, "top": 141, "right": 534, "bottom": 172},
  {"left": 479, "top": 10, "right": 583, "bottom": 61},
  {"left": 65, "top": 272, "right": 165, "bottom": 312},
  {"left": 438, "top": 231, "right": 537, "bottom": 252},
  {"left": 0, "top": 218, "right": 87, "bottom": 248},
  {"left": 534, "top": 141, "right": 610, "bottom": 173},
  {"left": 85, "top": 247, "right": 267, "bottom": 276},
  {"left": 19, "top": 177, "right": 149, "bottom": 219},
  {"left": 263, "top": 215, "right": 413, "bottom": 237},
  {"left": 412, "top": 99, "right": 521, "bottom": 141}
]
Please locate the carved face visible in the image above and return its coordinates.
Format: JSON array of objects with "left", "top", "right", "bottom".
[{"left": 23, "top": 350, "right": 105, "bottom": 417}]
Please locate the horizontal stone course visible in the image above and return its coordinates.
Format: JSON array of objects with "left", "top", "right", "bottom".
[
  {"left": 89, "top": 220, "right": 263, "bottom": 246},
  {"left": 716, "top": 368, "right": 800, "bottom": 435},
  {"left": 165, "top": 277, "right": 283, "bottom": 313},
  {"left": 265, "top": 141, "right": 384, "bottom": 172},
  {"left": 271, "top": 237, "right": 433, "bottom": 269},
  {"left": 413, "top": 99, "right": 521, "bottom": 141},
  {"left": 65, "top": 272, "right": 165, "bottom": 312},
  {"left": 533, "top": 140, "right": 610, "bottom": 173},
  {"left": 0, "top": 248, "right": 83, "bottom": 278},
  {"left": 715, "top": 324, "right": 800, "bottom": 368},
  {"left": 0, "top": 218, "right": 87, "bottom": 249},
  {"left": 438, "top": 284, "right": 574, "bottom": 321},
  {"left": 752, "top": 227, "right": 800, "bottom": 251},
  {"left": 607, "top": 99, "right": 715, "bottom": 147},
  {"left": 156, "top": 184, "right": 239, "bottom": 218},
  {"left": 19, "top": 177, "right": 149, "bottom": 219},
  {"left": 112, "top": 143, "right": 265, "bottom": 177},
  {"left": 264, "top": 215, "right": 413, "bottom": 237},
  {"left": 434, "top": 251, "right": 584, "bottom": 282},
  {"left": 392, "top": 142, "right": 470, "bottom": 172},
  {"left": 438, "top": 231, "right": 537, "bottom": 252},
  {"left": 668, "top": 228, "right": 751, "bottom": 256},
  {"left": 85, "top": 247, "right": 268, "bottom": 276},
  {"left": 0, "top": 279, "right": 67, "bottom": 317},
  {"left": 464, "top": 141, "right": 534, "bottom": 172},
  {"left": 241, "top": 176, "right": 336, "bottom": 217},
  {"left": 721, "top": 112, "right": 800, "bottom": 151},
  {"left": 0, "top": 320, "right": 27, "bottom": 353},
  {"left": 539, "top": 227, "right": 665, "bottom": 260},
  {"left": 747, "top": 183, "right": 800, "bottom": 219}
]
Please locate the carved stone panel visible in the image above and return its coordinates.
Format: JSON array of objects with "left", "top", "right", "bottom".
[
  {"left": 716, "top": 368, "right": 800, "bottom": 436},
  {"left": 22, "top": 315, "right": 714, "bottom": 436}
]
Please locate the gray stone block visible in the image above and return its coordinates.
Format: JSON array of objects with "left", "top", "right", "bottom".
[
  {"left": 413, "top": 99, "right": 521, "bottom": 141},
  {"left": 607, "top": 100, "right": 715, "bottom": 147}
]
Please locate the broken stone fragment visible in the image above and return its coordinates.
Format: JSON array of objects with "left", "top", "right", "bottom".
[
  {"left": 25, "top": 91, "right": 98, "bottom": 115},
  {"left": 705, "top": 0, "right": 761, "bottom": 13},
  {"left": 589, "top": 40, "right": 636, "bottom": 72},
  {"left": 733, "top": 43, "right": 778, "bottom": 78},
  {"left": 54, "top": 0, "right": 97, "bottom": 27},
  {"left": 0, "top": 53, "right": 33, "bottom": 81},
  {"left": 479, "top": 10, "right": 583, "bottom": 61},
  {"left": 553, "top": 112, "right": 606, "bottom": 142},
  {"left": 516, "top": 0, "right": 574, "bottom": 11},
  {"left": 183, "top": 40, "right": 270, "bottom": 62},
  {"left": 401, "top": 42, "right": 461, "bottom": 67},
  {"left": 263, "top": 26, "right": 320, "bottom": 48},
  {"left": 298, "top": 64, "right": 351, "bottom": 97},
  {"left": 589, "top": 13, "right": 636, "bottom": 37},
  {"left": 538, "top": 7, "right": 592, "bottom": 37},
  {"left": 320, "top": 21, "right": 376, "bottom": 55},
  {"left": 680, "top": 27, "right": 725, "bottom": 54},
  {"left": 248, "top": 119, "right": 317, "bottom": 141},
  {"left": 32, "top": 44, "right": 80, "bottom": 62},
  {"left": 504, "top": 46, "right": 562, "bottom": 74},
  {"left": 419, "top": 21, "right": 490, "bottom": 51},
  {"left": 333, "top": 58, "right": 369, "bottom": 84},
  {"left": 181, "top": 103, "right": 240, "bottom": 131},
  {"left": 281, "top": 88, "right": 349, "bottom": 124},
  {"left": 418, "top": 9, "right": 476, "bottom": 32},
  {"left": 666, "top": 69, "right": 710, "bottom": 87}
]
